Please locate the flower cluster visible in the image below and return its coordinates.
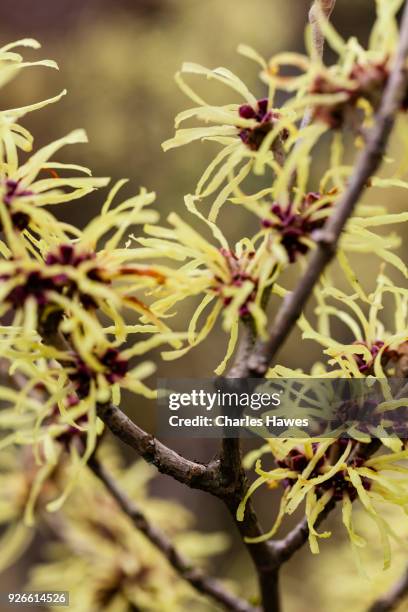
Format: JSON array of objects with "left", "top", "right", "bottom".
[
  {"left": 0, "top": 41, "right": 186, "bottom": 517},
  {"left": 151, "top": 0, "right": 408, "bottom": 381},
  {"left": 1, "top": 0, "right": 408, "bottom": 589},
  {"left": 157, "top": 0, "right": 408, "bottom": 568},
  {"left": 136, "top": 196, "right": 280, "bottom": 373},
  {"left": 0, "top": 442, "right": 228, "bottom": 609},
  {"left": 239, "top": 438, "right": 408, "bottom": 569},
  {"left": 263, "top": 0, "right": 404, "bottom": 131},
  {"left": 239, "top": 273, "right": 408, "bottom": 562}
]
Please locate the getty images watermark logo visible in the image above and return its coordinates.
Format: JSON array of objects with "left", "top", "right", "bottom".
[
  {"left": 157, "top": 379, "right": 317, "bottom": 438},
  {"left": 157, "top": 378, "right": 408, "bottom": 439},
  {"left": 167, "top": 388, "right": 282, "bottom": 411},
  {"left": 164, "top": 386, "right": 311, "bottom": 433}
]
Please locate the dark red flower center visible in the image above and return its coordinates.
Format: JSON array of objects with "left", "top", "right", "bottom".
[
  {"left": 261, "top": 192, "right": 331, "bottom": 262},
  {"left": 1, "top": 179, "right": 33, "bottom": 231},
  {"left": 238, "top": 98, "right": 288, "bottom": 151},
  {"left": 276, "top": 442, "right": 371, "bottom": 501},
  {"left": 45, "top": 244, "right": 108, "bottom": 309},
  {"left": 353, "top": 340, "right": 388, "bottom": 374},
  {"left": 214, "top": 248, "right": 258, "bottom": 317},
  {"left": 310, "top": 59, "right": 389, "bottom": 129},
  {"left": 4, "top": 270, "right": 66, "bottom": 307},
  {"left": 68, "top": 348, "right": 128, "bottom": 399}
]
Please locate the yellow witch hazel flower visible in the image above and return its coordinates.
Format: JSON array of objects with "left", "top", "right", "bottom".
[
  {"left": 162, "top": 46, "right": 297, "bottom": 221},
  {"left": 295, "top": 271, "right": 408, "bottom": 379},
  {"left": 0, "top": 321, "right": 181, "bottom": 516},
  {"left": 241, "top": 273, "right": 408, "bottom": 565},
  {"left": 136, "top": 196, "right": 280, "bottom": 374},
  {"left": 236, "top": 138, "right": 408, "bottom": 273},
  {"left": 26, "top": 445, "right": 228, "bottom": 612},
  {"left": 238, "top": 438, "right": 408, "bottom": 570},
  {"left": 262, "top": 0, "right": 405, "bottom": 131},
  {"left": 0, "top": 180, "right": 181, "bottom": 350},
  {"left": 0, "top": 130, "right": 110, "bottom": 257},
  {"left": 0, "top": 39, "right": 67, "bottom": 169}
]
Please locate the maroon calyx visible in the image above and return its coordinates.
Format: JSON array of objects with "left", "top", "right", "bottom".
[
  {"left": 276, "top": 441, "right": 371, "bottom": 501},
  {"left": 319, "top": 468, "right": 370, "bottom": 502},
  {"left": 1, "top": 244, "right": 109, "bottom": 320},
  {"left": 100, "top": 348, "right": 129, "bottom": 384},
  {"left": 215, "top": 248, "right": 258, "bottom": 318},
  {"left": 238, "top": 98, "right": 288, "bottom": 151},
  {"left": 46, "top": 244, "right": 95, "bottom": 268},
  {"left": 310, "top": 59, "right": 389, "bottom": 129},
  {"left": 1, "top": 179, "right": 33, "bottom": 231},
  {"left": 277, "top": 447, "right": 325, "bottom": 489},
  {"left": 261, "top": 192, "right": 331, "bottom": 262},
  {"left": 68, "top": 348, "right": 128, "bottom": 399},
  {"left": 5, "top": 270, "right": 65, "bottom": 308},
  {"left": 46, "top": 244, "right": 108, "bottom": 309},
  {"left": 353, "top": 340, "right": 390, "bottom": 375}
]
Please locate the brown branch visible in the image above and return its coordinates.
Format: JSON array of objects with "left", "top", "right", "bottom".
[
  {"left": 217, "top": 453, "right": 282, "bottom": 612},
  {"left": 228, "top": 323, "right": 257, "bottom": 378},
  {"left": 96, "top": 402, "right": 221, "bottom": 494},
  {"left": 367, "top": 566, "right": 408, "bottom": 612},
  {"left": 272, "top": 516, "right": 310, "bottom": 566},
  {"left": 221, "top": 325, "right": 257, "bottom": 484},
  {"left": 88, "top": 456, "right": 258, "bottom": 612},
  {"left": 40, "top": 323, "right": 281, "bottom": 609},
  {"left": 309, "top": 0, "right": 336, "bottom": 61},
  {"left": 221, "top": 485, "right": 281, "bottom": 612},
  {"left": 300, "top": 0, "right": 337, "bottom": 131},
  {"left": 247, "top": 0, "right": 408, "bottom": 378},
  {"left": 210, "top": 325, "right": 280, "bottom": 611},
  {"left": 97, "top": 399, "right": 281, "bottom": 611},
  {"left": 19, "top": 324, "right": 259, "bottom": 610}
]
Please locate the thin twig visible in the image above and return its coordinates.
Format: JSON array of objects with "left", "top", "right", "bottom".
[
  {"left": 367, "top": 565, "right": 408, "bottom": 612},
  {"left": 272, "top": 516, "right": 310, "bottom": 566},
  {"left": 228, "top": 322, "right": 257, "bottom": 379},
  {"left": 309, "top": 0, "right": 336, "bottom": 60},
  {"left": 221, "top": 324, "right": 256, "bottom": 485},
  {"left": 88, "top": 456, "right": 258, "bottom": 612},
  {"left": 96, "top": 402, "right": 221, "bottom": 494},
  {"left": 95, "top": 400, "right": 281, "bottom": 611},
  {"left": 300, "top": 0, "right": 337, "bottom": 131},
  {"left": 222, "top": 489, "right": 281, "bottom": 612},
  {"left": 216, "top": 324, "right": 282, "bottom": 611},
  {"left": 247, "top": 0, "right": 408, "bottom": 377}
]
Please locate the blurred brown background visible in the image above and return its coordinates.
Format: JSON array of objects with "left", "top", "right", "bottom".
[{"left": 1, "top": 1, "right": 407, "bottom": 610}]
